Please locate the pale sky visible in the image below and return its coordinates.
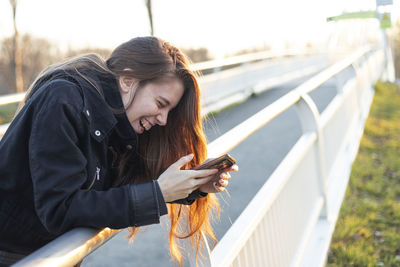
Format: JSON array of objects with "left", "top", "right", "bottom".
[{"left": 0, "top": 0, "right": 398, "bottom": 58}]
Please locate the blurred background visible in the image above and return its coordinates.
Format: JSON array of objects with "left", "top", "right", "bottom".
[{"left": 0, "top": 0, "right": 399, "bottom": 97}]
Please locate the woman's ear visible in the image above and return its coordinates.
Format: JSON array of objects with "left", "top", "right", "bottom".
[{"left": 119, "top": 76, "right": 137, "bottom": 93}]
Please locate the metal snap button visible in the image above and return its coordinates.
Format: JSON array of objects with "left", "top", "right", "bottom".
[
  {"left": 126, "top": 144, "right": 133, "bottom": 150},
  {"left": 95, "top": 130, "right": 101, "bottom": 136},
  {"left": 86, "top": 110, "right": 90, "bottom": 116}
]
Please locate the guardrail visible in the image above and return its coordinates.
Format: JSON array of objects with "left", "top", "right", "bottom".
[
  {"left": 191, "top": 48, "right": 310, "bottom": 73},
  {"left": 7, "top": 46, "right": 381, "bottom": 266},
  {"left": 206, "top": 46, "right": 383, "bottom": 266},
  {"left": 199, "top": 53, "right": 326, "bottom": 116}
]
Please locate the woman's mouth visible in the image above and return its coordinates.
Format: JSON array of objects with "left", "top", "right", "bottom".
[{"left": 139, "top": 119, "right": 152, "bottom": 131}]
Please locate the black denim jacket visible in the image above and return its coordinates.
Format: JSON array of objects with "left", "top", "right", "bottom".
[{"left": 0, "top": 69, "right": 206, "bottom": 254}]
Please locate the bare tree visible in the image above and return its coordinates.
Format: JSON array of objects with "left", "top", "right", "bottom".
[
  {"left": 180, "top": 47, "right": 213, "bottom": 63},
  {"left": 9, "top": 0, "right": 24, "bottom": 92},
  {"left": 0, "top": 34, "right": 61, "bottom": 94},
  {"left": 145, "top": 0, "right": 154, "bottom": 36},
  {"left": 65, "top": 46, "right": 112, "bottom": 60},
  {"left": 0, "top": 39, "right": 15, "bottom": 94}
]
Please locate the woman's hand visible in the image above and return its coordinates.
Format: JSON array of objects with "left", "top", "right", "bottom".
[
  {"left": 198, "top": 164, "right": 239, "bottom": 193},
  {"left": 157, "top": 154, "right": 218, "bottom": 202}
]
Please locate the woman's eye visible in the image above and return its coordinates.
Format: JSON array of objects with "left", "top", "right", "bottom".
[{"left": 157, "top": 101, "right": 163, "bottom": 108}]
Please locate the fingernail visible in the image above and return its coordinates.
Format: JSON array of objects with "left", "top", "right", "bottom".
[{"left": 188, "top": 154, "right": 194, "bottom": 159}]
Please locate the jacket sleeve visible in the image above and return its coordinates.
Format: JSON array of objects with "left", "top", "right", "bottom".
[{"left": 28, "top": 85, "right": 166, "bottom": 235}]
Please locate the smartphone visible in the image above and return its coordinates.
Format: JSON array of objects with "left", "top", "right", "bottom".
[{"left": 192, "top": 153, "right": 236, "bottom": 170}]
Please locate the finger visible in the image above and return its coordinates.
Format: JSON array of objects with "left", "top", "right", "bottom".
[
  {"left": 220, "top": 164, "right": 239, "bottom": 173},
  {"left": 213, "top": 182, "right": 225, "bottom": 192},
  {"left": 194, "top": 173, "right": 217, "bottom": 185},
  {"left": 172, "top": 154, "right": 194, "bottom": 169},
  {"left": 192, "top": 175, "right": 215, "bottom": 189},
  {"left": 228, "top": 164, "right": 239, "bottom": 172},
  {"left": 193, "top": 174, "right": 216, "bottom": 187},
  {"left": 217, "top": 179, "right": 229, "bottom": 187},
  {"left": 190, "top": 168, "right": 219, "bottom": 178},
  {"left": 220, "top": 172, "right": 231, "bottom": 180}
]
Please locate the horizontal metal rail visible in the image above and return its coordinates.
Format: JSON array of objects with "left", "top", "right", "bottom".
[
  {"left": 11, "top": 46, "right": 374, "bottom": 267},
  {"left": 191, "top": 48, "right": 310, "bottom": 72},
  {"left": 13, "top": 228, "right": 120, "bottom": 267},
  {"left": 0, "top": 92, "right": 25, "bottom": 106}
]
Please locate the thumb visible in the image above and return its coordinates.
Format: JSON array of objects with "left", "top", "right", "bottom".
[{"left": 172, "top": 154, "right": 194, "bottom": 169}]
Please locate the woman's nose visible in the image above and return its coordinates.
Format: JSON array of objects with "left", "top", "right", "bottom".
[{"left": 157, "top": 111, "right": 168, "bottom": 126}]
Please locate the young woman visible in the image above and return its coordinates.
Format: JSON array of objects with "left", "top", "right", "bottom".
[{"left": 0, "top": 36, "right": 238, "bottom": 266}]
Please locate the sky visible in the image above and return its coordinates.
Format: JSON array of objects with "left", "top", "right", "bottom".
[{"left": 0, "top": 0, "right": 398, "bottom": 58}]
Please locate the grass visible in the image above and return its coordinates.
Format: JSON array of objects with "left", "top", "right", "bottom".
[
  {"left": 0, "top": 103, "right": 18, "bottom": 124},
  {"left": 327, "top": 81, "right": 400, "bottom": 267}
]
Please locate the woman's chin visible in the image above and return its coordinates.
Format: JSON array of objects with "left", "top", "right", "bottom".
[
  {"left": 136, "top": 127, "right": 144, "bottom": 134},
  {"left": 132, "top": 122, "right": 144, "bottom": 134}
]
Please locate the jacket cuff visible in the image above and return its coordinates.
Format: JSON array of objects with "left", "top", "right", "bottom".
[
  {"left": 153, "top": 180, "right": 168, "bottom": 216},
  {"left": 170, "top": 189, "right": 208, "bottom": 205},
  {"left": 190, "top": 189, "right": 208, "bottom": 199},
  {"left": 128, "top": 181, "right": 167, "bottom": 227}
]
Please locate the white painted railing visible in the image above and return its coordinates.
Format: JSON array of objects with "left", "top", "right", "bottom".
[
  {"left": 199, "top": 54, "right": 326, "bottom": 116},
  {"left": 8, "top": 47, "right": 383, "bottom": 266},
  {"left": 191, "top": 49, "right": 310, "bottom": 72},
  {"left": 207, "top": 47, "right": 384, "bottom": 267},
  {"left": 0, "top": 92, "right": 25, "bottom": 105}
]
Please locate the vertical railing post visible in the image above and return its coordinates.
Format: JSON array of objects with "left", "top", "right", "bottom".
[
  {"left": 334, "top": 70, "right": 345, "bottom": 95},
  {"left": 351, "top": 60, "right": 365, "bottom": 114},
  {"left": 295, "top": 93, "right": 330, "bottom": 220}
]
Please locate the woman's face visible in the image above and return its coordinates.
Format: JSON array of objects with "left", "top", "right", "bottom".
[{"left": 119, "top": 76, "right": 185, "bottom": 134}]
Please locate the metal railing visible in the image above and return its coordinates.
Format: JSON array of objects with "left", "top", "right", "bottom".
[
  {"left": 190, "top": 48, "right": 310, "bottom": 73},
  {"left": 199, "top": 52, "right": 326, "bottom": 116},
  {"left": 206, "top": 46, "right": 383, "bottom": 266},
  {"left": 13, "top": 228, "right": 119, "bottom": 267},
  {"left": 0, "top": 92, "right": 25, "bottom": 105}
]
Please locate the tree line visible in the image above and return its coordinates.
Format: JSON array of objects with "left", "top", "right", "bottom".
[
  {"left": 0, "top": 34, "right": 213, "bottom": 95},
  {"left": 1, "top": 0, "right": 213, "bottom": 96}
]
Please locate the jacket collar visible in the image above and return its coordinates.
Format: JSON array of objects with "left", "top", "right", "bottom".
[
  {"left": 98, "top": 73, "right": 139, "bottom": 147},
  {"left": 72, "top": 69, "right": 137, "bottom": 146}
]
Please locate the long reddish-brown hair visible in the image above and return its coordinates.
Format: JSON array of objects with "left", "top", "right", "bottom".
[{"left": 106, "top": 37, "right": 220, "bottom": 265}]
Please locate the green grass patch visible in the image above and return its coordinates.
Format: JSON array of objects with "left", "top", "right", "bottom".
[
  {"left": 327, "top": 81, "right": 400, "bottom": 267},
  {"left": 0, "top": 104, "right": 18, "bottom": 124}
]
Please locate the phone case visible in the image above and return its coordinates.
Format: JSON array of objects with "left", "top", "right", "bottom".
[{"left": 192, "top": 154, "right": 236, "bottom": 170}]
